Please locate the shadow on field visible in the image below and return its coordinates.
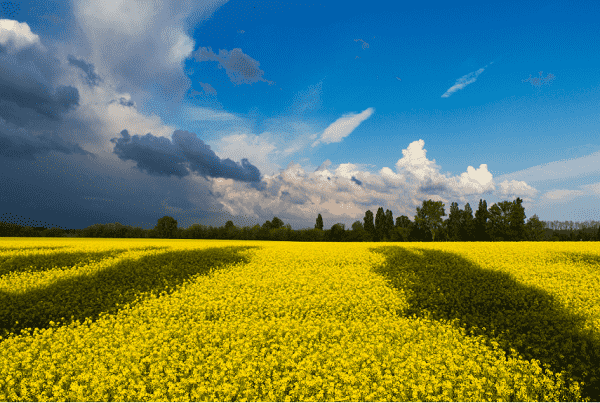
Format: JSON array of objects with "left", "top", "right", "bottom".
[
  {"left": 0, "top": 246, "right": 168, "bottom": 277},
  {"left": 0, "top": 246, "right": 258, "bottom": 340},
  {"left": 370, "top": 246, "right": 600, "bottom": 402}
]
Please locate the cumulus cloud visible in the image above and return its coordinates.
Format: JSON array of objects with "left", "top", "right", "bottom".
[
  {"left": 0, "top": 19, "right": 45, "bottom": 53},
  {"left": 206, "top": 139, "right": 540, "bottom": 229},
  {"left": 311, "top": 107, "right": 374, "bottom": 147},
  {"left": 71, "top": 0, "right": 226, "bottom": 105},
  {"left": 441, "top": 61, "right": 494, "bottom": 98},
  {"left": 0, "top": 20, "right": 80, "bottom": 128},
  {"left": 110, "top": 129, "right": 262, "bottom": 182}
]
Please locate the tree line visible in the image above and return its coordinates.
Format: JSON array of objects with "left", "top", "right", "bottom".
[{"left": 1, "top": 197, "right": 599, "bottom": 242}]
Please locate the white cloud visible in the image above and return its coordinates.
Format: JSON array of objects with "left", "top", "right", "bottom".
[
  {"left": 204, "top": 139, "right": 541, "bottom": 228},
  {"left": 542, "top": 189, "right": 586, "bottom": 201},
  {"left": 441, "top": 61, "right": 494, "bottom": 98},
  {"left": 454, "top": 164, "right": 495, "bottom": 194},
  {"left": 0, "top": 19, "right": 45, "bottom": 53},
  {"left": 184, "top": 106, "right": 240, "bottom": 121},
  {"left": 71, "top": 0, "right": 225, "bottom": 102},
  {"left": 162, "top": 25, "right": 196, "bottom": 66},
  {"left": 312, "top": 107, "right": 374, "bottom": 147},
  {"left": 394, "top": 139, "right": 441, "bottom": 181},
  {"left": 215, "top": 132, "right": 279, "bottom": 176},
  {"left": 497, "top": 179, "right": 538, "bottom": 200},
  {"left": 494, "top": 150, "right": 600, "bottom": 184}
]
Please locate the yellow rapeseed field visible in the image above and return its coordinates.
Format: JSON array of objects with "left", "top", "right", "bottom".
[{"left": 0, "top": 238, "right": 598, "bottom": 401}]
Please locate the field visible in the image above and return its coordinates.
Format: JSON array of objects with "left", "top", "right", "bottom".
[{"left": 0, "top": 238, "right": 599, "bottom": 402}]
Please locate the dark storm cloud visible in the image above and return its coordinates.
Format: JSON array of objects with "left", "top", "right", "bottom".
[
  {"left": 350, "top": 176, "right": 362, "bottom": 186},
  {"left": 191, "top": 46, "right": 275, "bottom": 87},
  {"left": 0, "top": 34, "right": 80, "bottom": 127},
  {"left": 67, "top": 54, "right": 103, "bottom": 87},
  {"left": 0, "top": 118, "right": 92, "bottom": 160},
  {"left": 108, "top": 97, "right": 136, "bottom": 108},
  {"left": 110, "top": 129, "right": 262, "bottom": 182}
]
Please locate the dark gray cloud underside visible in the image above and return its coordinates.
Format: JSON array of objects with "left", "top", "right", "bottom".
[
  {"left": 110, "top": 129, "right": 262, "bottom": 182},
  {"left": 0, "top": 125, "right": 92, "bottom": 160},
  {"left": 67, "top": 54, "right": 103, "bottom": 87},
  {"left": 0, "top": 42, "right": 80, "bottom": 126}
]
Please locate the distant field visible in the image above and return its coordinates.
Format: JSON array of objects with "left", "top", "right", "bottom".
[{"left": 0, "top": 238, "right": 598, "bottom": 402}]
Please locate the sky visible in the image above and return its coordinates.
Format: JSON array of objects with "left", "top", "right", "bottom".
[{"left": 1, "top": 0, "right": 600, "bottom": 232}]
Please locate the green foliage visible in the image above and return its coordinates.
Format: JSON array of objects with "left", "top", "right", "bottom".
[
  {"left": 474, "top": 199, "right": 491, "bottom": 241},
  {"left": 384, "top": 209, "right": 394, "bottom": 241},
  {"left": 328, "top": 223, "right": 346, "bottom": 242},
  {"left": 414, "top": 199, "right": 445, "bottom": 242},
  {"left": 460, "top": 203, "right": 476, "bottom": 241},
  {"left": 526, "top": 214, "right": 547, "bottom": 241},
  {"left": 374, "top": 207, "right": 386, "bottom": 242},
  {"left": 154, "top": 216, "right": 178, "bottom": 239},
  {"left": 446, "top": 202, "right": 462, "bottom": 242},
  {"left": 315, "top": 213, "right": 324, "bottom": 230},
  {"left": 270, "top": 217, "right": 285, "bottom": 229},
  {"left": 363, "top": 210, "right": 375, "bottom": 240}
]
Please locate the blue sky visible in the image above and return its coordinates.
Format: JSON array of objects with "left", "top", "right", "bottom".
[{"left": 1, "top": 0, "right": 599, "bottom": 231}]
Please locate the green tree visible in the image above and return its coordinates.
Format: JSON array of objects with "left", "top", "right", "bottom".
[
  {"left": 474, "top": 199, "right": 490, "bottom": 241},
  {"left": 44, "top": 227, "right": 66, "bottom": 237},
  {"left": 446, "top": 202, "right": 462, "bottom": 242},
  {"left": 597, "top": 225, "right": 600, "bottom": 242},
  {"left": 414, "top": 199, "right": 446, "bottom": 242},
  {"left": 271, "top": 217, "right": 285, "bottom": 229},
  {"left": 384, "top": 209, "right": 394, "bottom": 241},
  {"left": 394, "top": 215, "right": 413, "bottom": 242},
  {"left": 525, "top": 214, "right": 546, "bottom": 241},
  {"left": 487, "top": 202, "right": 509, "bottom": 241},
  {"left": 19, "top": 226, "right": 38, "bottom": 237},
  {"left": 363, "top": 210, "right": 375, "bottom": 241},
  {"left": 349, "top": 220, "right": 367, "bottom": 242},
  {"left": 374, "top": 207, "right": 386, "bottom": 242},
  {"left": 154, "top": 216, "right": 178, "bottom": 238},
  {"left": 328, "top": 223, "right": 346, "bottom": 242},
  {"left": 315, "top": 213, "right": 324, "bottom": 230},
  {"left": 460, "top": 203, "right": 476, "bottom": 241},
  {"left": 508, "top": 197, "right": 527, "bottom": 241}
]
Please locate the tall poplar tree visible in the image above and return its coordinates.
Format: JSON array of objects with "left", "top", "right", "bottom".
[
  {"left": 474, "top": 199, "right": 490, "bottom": 241},
  {"left": 374, "top": 207, "right": 386, "bottom": 242},
  {"left": 315, "top": 213, "right": 324, "bottom": 230},
  {"left": 363, "top": 210, "right": 375, "bottom": 241},
  {"left": 460, "top": 203, "right": 475, "bottom": 241},
  {"left": 446, "top": 202, "right": 462, "bottom": 241},
  {"left": 508, "top": 197, "right": 527, "bottom": 241},
  {"left": 384, "top": 209, "right": 394, "bottom": 241}
]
